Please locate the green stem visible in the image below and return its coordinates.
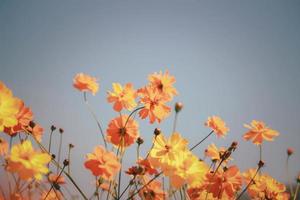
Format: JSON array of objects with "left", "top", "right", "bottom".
[
  {"left": 190, "top": 130, "right": 214, "bottom": 151},
  {"left": 293, "top": 183, "right": 299, "bottom": 200}
]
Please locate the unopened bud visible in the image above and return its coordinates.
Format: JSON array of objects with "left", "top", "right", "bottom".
[
  {"left": 154, "top": 128, "right": 161, "bottom": 136},
  {"left": 175, "top": 102, "right": 184, "bottom": 113},
  {"left": 29, "top": 121, "right": 36, "bottom": 128},
  {"left": 258, "top": 160, "right": 264, "bottom": 168},
  {"left": 59, "top": 128, "right": 64, "bottom": 134},
  {"left": 63, "top": 159, "right": 69, "bottom": 166},
  {"left": 136, "top": 137, "right": 144, "bottom": 145},
  {"left": 69, "top": 143, "right": 74, "bottom": 148},
  {"left": 51, "top": 154, "right": 56, "bottom": 160},
  {"left": 51, "top": 125, "right": 56, "bottom": 131},
  {"left": 287, "top": 148, "right": 294, "bottom": 156}
]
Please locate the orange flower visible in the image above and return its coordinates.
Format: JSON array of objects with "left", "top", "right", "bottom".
[
  {"left": 137, "top": 158, "right": 158, "bottom": 175},
  {"left": 203, "top": 165, "right": 242, "bottom": 199},
  {"left": 138, "top": 175, "right": 166, "bottom": 200},
  {"left": 148, "top": 132, "right": 188, "bottom": 172},
  {"left": 4, "top": 100, "right": 33, "bottom": 136},
  {"left": 106, "top": 115, "right": 139, "bottom": 148},
  {"left": 48, "top": 173, "right": 65, "bottom": 185},
  {"left": 187, "top": 187, "right": 216, "bottom": 200},
  {"left": 148, "top": 70, "right": 178, "bottom": 101},
  {"left": 41, "top": 190, "right": 62, "bottom": 200},
  {"left": 243, "top": 120, "right": 279, "bottom": 145},
  {"left": 0, "top": 137, "right": 8, "bottom": 156},
  {"left": 243, "top": 169, "right": 289, "bottom": 200},
  {"left": 73, "top": 73, "right": 99, "bottom": 95},
  {"left": 0, "top": 81, "right": 20, "bottom": 132},
  {"left": 204, "top": 143, "right": 229, "bottom": 164},
  {"left": 84, "top": 146, "right": 121, "bottom": 180},
  {"left": 138, "top": 86, "right": 171, "bottom": 123},
  {"left": 6, "top": 140, "right": 51, "bottom": 180},
  {"left": 107, "top": 83, "right": 137, "bottom": 112},
  {"left": 205, "top": 116, "right": 229, "bottom": 137},
  {"left": 26, "top": 121, "right": 44, "bottom": 142}
]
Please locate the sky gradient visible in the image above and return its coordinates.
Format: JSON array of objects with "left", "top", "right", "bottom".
[{"left": 1, "top": 0, "right": 300, "bottom": 197}]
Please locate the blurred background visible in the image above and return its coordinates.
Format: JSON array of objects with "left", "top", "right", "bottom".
[{"left": 1, "top": 0, "right": 300, "bottom": 198}]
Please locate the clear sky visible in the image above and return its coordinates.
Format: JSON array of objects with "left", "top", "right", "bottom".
[{"left": 1, "top": 0, "right": 300, "bottom": 197}]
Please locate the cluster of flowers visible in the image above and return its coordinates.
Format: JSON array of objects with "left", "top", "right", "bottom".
[{"left": 0, "top": 71, "right": 299, "bottom": 200}]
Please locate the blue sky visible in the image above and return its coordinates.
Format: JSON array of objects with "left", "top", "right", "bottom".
[{"left": 1, "top": 0, "right": 300, "bottom": 196}]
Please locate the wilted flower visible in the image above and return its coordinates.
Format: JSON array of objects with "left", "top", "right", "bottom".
[
  {"left": 84, "top": 146, "right": 120, "bottom": 180},
  {"left": 107, "top": 83, "right": 137, "bottom": 112},
  {"left": 6, "top": 140, "right": 51, "bottom": 180},
  {"left": 205, "top": 116, "right": 229, "bottom": 138},
  {"left": 243, "top": 120, "right": 279, "bottom": 145},
  {"left": 73, "top": 73, "right": 99, "bottom": 95}
]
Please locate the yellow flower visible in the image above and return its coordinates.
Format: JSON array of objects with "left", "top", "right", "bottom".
[
  {"left": 149, "top": 132, "right": 188, "bottom": 172},
  {"left": 169, "top": 151, "right": 208, "bottom": 188},
  {"left": 107, "top": 83, "right": 137, "bottom": 112},
  {"left": 0, "top": 81, "right": 20, "bottom": 132},
  {"left": 6, "top": 140, "right": 51, "bottom": 180}
]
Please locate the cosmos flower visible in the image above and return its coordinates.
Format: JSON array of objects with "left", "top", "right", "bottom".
[
  {"left": 26, "top": 121, "right": 44, "bottom": 142},
  {"left": 137, "top": 158, "right": 158, "bottom": 176},
  {"left": 106, "top": 115, "right": 139, "bottom": 148},
  {"left": 243, "top": 169, "right": 289, "bottom": 200},
  {"left": 187, "top": 187, "right": 216, "bottom": 200},
  {"left": 73, "top": 73, "right": 99, "bottom": 95},
  {"left": 203, "top": 165, "right": 242, "bottom": 199},
  {"left": 48, "top": 173, "right": 66, "bottom": 185},
  {"left": 138, "top": 175, "right": 166, "bottom": 200},
  {"left": 0, "top": 137, "right": 8, "bottom": 156},
  {"left": 169, "top": 151, "right": 208, "bottom": 188},
  {"left": 0, "top": 81, "right": 20, "bottom": 132},
  {"left": 205, "top": 116, "right": 229, "bottom": 138},
  {"left": 243, "top": 120, "right": 279, "bottom": 145},
  {"left": 4, "top": 100, "right": 33, "bottom": 136},
  {"left": 6, "top": 140, "right": 51, "bottom": 180},
  {"left": 148, "top": 70, "right": 178, "bottom": 101},
  {"left": 84, "top": 146, "right": 120, "bottom": 180},
  {"left": 148, "top": 132, "right": 188, "bottom": 172},
  {"left": 138, "top": 86, "right": 171, "bottom": 124},
  {"left": 107, "top": 82, "right": 137, "bottom": 112}
]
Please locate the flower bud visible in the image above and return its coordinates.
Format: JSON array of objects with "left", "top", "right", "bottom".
[
  {"left": 59, "top": 128, "right": 64, "bottom": 134},
  {"left": 175, "top": 102, "right": 184, "bottom": 113},
  {"left": 69, "top": 143, "right": 74, "bottom": 148},
  {"left": 63, "top": 159, "right": 69, "bottom": 166},
  {"left": 258, "top": 160, "right": 265, "bottom": 168},
  {"left": 287, "top": 148, "right": 294, "bottom": 156},
  {"left": 154, "top": 128, "right": 161, "bottom": 136},
  {"left": 136, "top": 137, "right": 144, "bottom": 145},
  {"left": 51, "top": 125, "right": 56, "bottom": 131}
]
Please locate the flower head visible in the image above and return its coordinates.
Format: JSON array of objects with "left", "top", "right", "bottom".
[
  {"left": 205, "top": 116, "right": 229, "bottom": 137},
  {"left": 148, "top": 70, "right": 178, "bottom": 101},
  {"left": 107, "top": 83, "right": 137, "bottom": 112},
  {"left": 205, "top": 143, "right": 227, "bottom": 162},
  {"left": 138, "top": 175, "right": 166, "bottom": 200},
  {"left": 149, "top": 132, "right": 188, "bottom": 172},
  {"left": 84, "top": 146, "right": 120, "bottom": 180},
  {"left": 4, "top": 100, "right": 33, "bottom": 136},
  {"left": 203, "top": 165, "right": 242, "bottom": 199},
  {"left": 138, "top": 86, "right": 171, "bottom": 124},
  {"left": 243, "top": 120, "right": 279, "bottom": 145},
  {"left": 106, "top": 115, "right": 139, "bottom": 148},
  {"left": 26, "top": 121, "right": 44, "bottom": 142},
  {"left": 6, "top": 140, "right": 51, "bottom": 180},
  {"left": 0, "top": 81, "right": 20, "bottom": 132},
  {"left": 73, "top": 73, "right": 99, "bottom": 95}
]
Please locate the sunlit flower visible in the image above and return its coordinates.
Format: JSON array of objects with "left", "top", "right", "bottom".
[
  {"left": 4, "top": 100, "right": 33, "bottom": 136},
  {"left": 106, "top": 115, "right": 139, "bottom": 148},
  {"left": 84, "top": 146, "right": 120, "bottom": 180},
  {"left": 169, "top": 151, "right": 208, "bottom": 188},
  {"left": 48, "top": 173, "right": 65, "bottom": 185},
  {"left": 73, "top": 73, "right": 99, "bottom": 95},
  {"left": 138, "top": 175, "right": 166, "bottom": 200},
  {"left": 149, "top": 132, "right": 188, "bottom": 172},
  {"left": 243, "top": 120, "right": 279, "bottom": 145},
  {"left": 187, "top": 187, "right": 216, "bottom": 200},
  {"left": 243, "top": 169, "right": 289, "bottom": 200},
  {"left": 0, "top": 81, "right": 20, "bottom": 132},
  {"left": 137, "top": 158, "right": 158, "bottom": 175},
  {"left": 148, "top": 70, "right": 178, "bottom": 101},
  {"left": 0, "top": 137, "right": 8, "bottom": 156},
  {"left": 26, "top": 121, "right": 44, "bottom": 142},
  {"left": 6, "top": 140, "right": 51, "bottom": 180},
  {"left": 107, "top": 83, "right": 137, "bottom": 112},
  {"left": 205, "top": 116, "right": 229, "bottom": 137},
  {"left": 203, "top": 165, "right": 242, "bottom": 199},
  {"left": 138, "top": 86, "right": 171, "bottom": 123},
  {"left": 41, "top": 190, "right": 62, "bottom": 200}
]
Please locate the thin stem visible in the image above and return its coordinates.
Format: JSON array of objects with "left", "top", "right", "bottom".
[
  {"left": 235, "top": 166, "right": 261, "bottom": 200},
  {"left": 48, "top": 130, "right": 54, "bottom": 153},
  {"left": 190, "top": 130, "right": 214, "bottom": 151},
  {"left": 145, "top": 135, "right": 157, "bottom": 159},
  {"left": 259, "top": 145, "right": 262, "bottom": 161},
  {"left": 173, "top": 112, "right": 178, "bottom": 133},
  {"left": 83, "top": 92, "right": 107, "bottom": 149},
  {"left": 286, "top": 156, "right": 294, "bottom": 195},
  {"left": 67, "top": 146, "right": 72, "bottom": 174},
  {"left": 293, "top": 183, "right": 299, "bottom": 200},
  {"left": 95, "top": 177, "right": 100, "bottom": 200},
  {"left": 44, "top": 165, "right": 66, "bottom": 200},
  {"left": 57, "top": 132, "right": 63, "bottom": 174},
  {"left": 124, "top": 106, "right": 145, "bottom": 128},
  {"left": 119, "top": 178, "right": 135, "bottom": 199}
]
